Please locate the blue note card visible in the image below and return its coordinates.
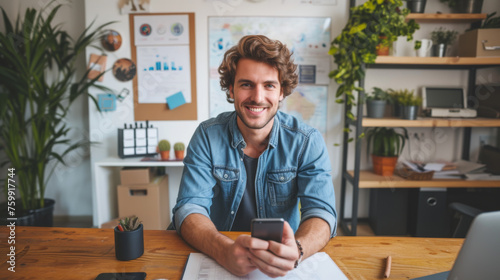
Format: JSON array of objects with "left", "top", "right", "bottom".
[
  {"left": 166, "top": 91, "right": 186, "bottom": 110},
  {"left": 97, "top": 93, "right": 116, "bottom": 112}
]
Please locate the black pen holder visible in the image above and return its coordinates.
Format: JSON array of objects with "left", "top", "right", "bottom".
[{"left": 114, "top": 224, "right": 144, "bottom": 261}]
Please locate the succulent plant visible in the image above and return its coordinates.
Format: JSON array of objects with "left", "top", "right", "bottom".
[
  {"left": 158, "top": 139, "right": 170, "bottom": 151},
  {"left": 117, "top": 216, "right": 141, "bottom": 232},
  {"left": 174, "top": 142, "right": 185, "bottom": 151}
]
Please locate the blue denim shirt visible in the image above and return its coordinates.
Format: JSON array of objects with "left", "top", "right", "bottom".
[{"left": 172, "top": 111, "right": 337, "bottom": 237}]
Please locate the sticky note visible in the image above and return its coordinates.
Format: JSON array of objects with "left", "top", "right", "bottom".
[
  {"left": 166, "top": 91, "right": 186, "bottom": 110},
  {"left": 97, "top": 93, "right": 116, "bottom": 112}
]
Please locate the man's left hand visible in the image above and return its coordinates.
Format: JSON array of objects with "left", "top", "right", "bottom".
[{"left": 247, "top": 221, "right": 299, "bottom": 278}]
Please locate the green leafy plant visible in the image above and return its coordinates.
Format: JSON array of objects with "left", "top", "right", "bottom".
[
  {"left": 388, "top": 88, "right": 408, "bottom": 102},
  {"left": 117, "top": 216, "right": 142, "bottom": 232},
  {"left": 388, "top": 89, "right": 421, "bottom": 106},
  {"left": 329, "top": 0, "right": 419, "bottom": 122},
  {"left": 158, "top": 140, "right": 171, "bottom": 151},
  {"left": 174, "top": 142, "right": 185, "bottom": 151},
  {"left": 366, "top": 127, "right": 408, "bottom": 157},
  {"left": 478, "top": 12, "right": 500, "bottom": 29},
  {"left": 414, "top": 40, "right": 422, "bottom": 50},
  {"left": 366, "top": 87, "right": 393, "bottom": 103},
  {"left": 0, "top": 1, "right": 112, "bottom": 210},
  {"left": 397, "top": 91, "right": 422, "bottom": 106},
  {"left": 431, "top": 27, "right": 458, "bottom": 45}
]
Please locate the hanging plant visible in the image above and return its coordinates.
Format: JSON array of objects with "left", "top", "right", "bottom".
[{"left": 329, "top": 0, "right": 419, "bottom": 123}]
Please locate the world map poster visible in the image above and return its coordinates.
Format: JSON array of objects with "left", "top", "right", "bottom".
[{"left": 208, "top": 17, "right": 331, "bottom": 135}]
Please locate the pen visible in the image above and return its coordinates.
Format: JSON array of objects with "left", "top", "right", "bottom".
[{"left": 384, "top": 255, "right": 392, "bottom": 278}]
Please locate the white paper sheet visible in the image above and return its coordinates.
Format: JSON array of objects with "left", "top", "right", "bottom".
[{"left": 182, "top": 252, "right": 348, "bottom": 280}]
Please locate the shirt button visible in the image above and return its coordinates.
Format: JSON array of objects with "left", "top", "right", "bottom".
[
  {"left": 280, "top": 176, "right": 285, "bottom": 181},
  {"left": 224, "top": 174, "right": 228, "bottom": 179},
  {"left": 240, "top": 158, "right": 243, "bottom": 161},
  {"left": 231, "top": 211, "right": 235, "bottom": 215}
]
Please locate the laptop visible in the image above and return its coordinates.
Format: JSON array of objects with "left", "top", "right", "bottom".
[
  {"left": 422, "top": 87, "right": 477, "bottom": 118},
  {"left": 412, "top": 211, "right": 500, "bottom": 280}
]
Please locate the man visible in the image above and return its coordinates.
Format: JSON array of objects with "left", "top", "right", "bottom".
[{"left": 171, "top": 35, "right": 336, "bottom": 277}]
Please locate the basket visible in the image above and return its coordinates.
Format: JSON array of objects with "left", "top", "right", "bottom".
[{"left": 396, "top": 165, "right": 434, "bottom": 180}]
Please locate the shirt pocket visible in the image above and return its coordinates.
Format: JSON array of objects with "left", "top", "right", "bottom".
[
  {"left": 267, "top": 170, "right": 297, "bottom": 207},
  {"left": 213, "top": 166, "right": 239, "bottom": 199}
]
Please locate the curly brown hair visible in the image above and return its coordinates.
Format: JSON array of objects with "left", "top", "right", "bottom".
[{"left": 218, "top": 35, "right": 298, "bottom": 103}]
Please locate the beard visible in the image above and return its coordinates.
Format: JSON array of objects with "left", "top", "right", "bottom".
[{"left": 234, "top": 101, "right": 278, "bottom": 130}]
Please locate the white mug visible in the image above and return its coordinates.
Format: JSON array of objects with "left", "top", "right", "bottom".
[
  {"left": 392, "top": 36, "right": 413, "bottom": 57},
  {"left": 416, "top": 39, "right": 433, "bottom": 57}
]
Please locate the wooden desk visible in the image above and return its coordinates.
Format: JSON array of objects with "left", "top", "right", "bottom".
[{"left": 0, "top": 227, "right": 463, "bottom": 280}]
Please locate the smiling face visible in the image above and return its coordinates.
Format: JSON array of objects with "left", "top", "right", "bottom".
[{"left": 229, "top": 58, "right": 283, "bottom": 135}]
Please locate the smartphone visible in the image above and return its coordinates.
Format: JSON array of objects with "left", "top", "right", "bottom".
[
  {"left": 251, "top": 218, "right": 284, "bottom": 243},
  {"left": 95, "top": 272, "right": 146, "bottom": 280}
]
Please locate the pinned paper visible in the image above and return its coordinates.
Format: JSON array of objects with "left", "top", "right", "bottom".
[
  {"left": 166, "top": 91, "right": 186, "bottom": 110},
  {"left": 87, "top": 54, "right": 107, "bottom": 82}
]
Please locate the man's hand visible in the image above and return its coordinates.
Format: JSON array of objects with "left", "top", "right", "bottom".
[
  {"left": 247, "top": 221, "right": 299, "bottom": 278},
  {"left": 180, "top": 214, "right": 258, "bottom": 277},
  {"left": 221, "top": 235, "right": 258, "bottom": 276}
]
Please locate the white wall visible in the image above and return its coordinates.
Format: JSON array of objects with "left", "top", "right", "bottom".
[{"left": 1, "top": 0, "right": 498, "bottom": 220}]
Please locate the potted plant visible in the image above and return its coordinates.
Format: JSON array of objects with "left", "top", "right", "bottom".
[
  {"left": 397, "top": 90, "right": 422, "bottom": 120},
  {"left": 115, "top": 216, "right": 144, "bottom": 261},
  {"left": 173, "top": 142, "right": 185, "bottom": 160},
  {"left": 0, "top": 2, "right": 112, "bottom": 226},
  {"left": 366, "top": 87, "right": 392, "bottom": 118},
  {"left": 431, "top": 27, "right": 459, "bottom": 57},
  {"left": 388, "top": 88, "right": 405, "bottom": 117},
  {"left": 388, "top": 88, "right": 419, "bottom": 118},
  {"left": 329, "top": 0, "right": 419, "bottom": 125},
  {"left": 406, "top": 0, "right": 427, "bottom": 13},
  {"left": 366, "top": 127, "right": 408, "bottom": 176},
  {"left": 439, "top": 0, "right": 484, "bottom": 14},
  {"left": 158, "top": 140, "right": 171, "bottom": 160}
]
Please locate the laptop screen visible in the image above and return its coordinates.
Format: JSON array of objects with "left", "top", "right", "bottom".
[{"left": 425, "top": 88, "right": 464, "bottom": 109}]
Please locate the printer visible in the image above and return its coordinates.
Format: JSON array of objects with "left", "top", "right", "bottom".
[{"left": 422, "top": 87, "right": 477, "bottom": 118}]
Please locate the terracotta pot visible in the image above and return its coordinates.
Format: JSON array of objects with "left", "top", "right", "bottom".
[
  {"left": 160, "top": 150, "right": 170, "bottom": 160},
  {"left": 174, "top": 150, "right": 184, "bottom": 160},
  {"left": 376, "top": 36, "right": 390, "bottom": 56},
  {"left": 372, "top": 155, "right": 398, "bottom": 176}
]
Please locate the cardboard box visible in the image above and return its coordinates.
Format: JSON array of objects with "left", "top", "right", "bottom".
[
  {"left": 120, "top": 167, "right": 155, "bottom": 185},
  {"left": 117, "top": 175, "right": 169, "bottom": 230},
  {"left": 458, "top": 29, "right": 500, "bottom": 57}
]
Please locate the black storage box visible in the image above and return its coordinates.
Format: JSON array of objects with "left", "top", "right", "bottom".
[
  {"left": 409, "top": 188, "right": 450, "bottom": 237},
  {"left": 369, "top": 188, "right": 409, "bottom": 236}
]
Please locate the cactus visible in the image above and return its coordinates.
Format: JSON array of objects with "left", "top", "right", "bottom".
[
  {"left": 117, "top": 216, "right": 141, "bottom": 231},
  {"left": 174, "top": 142, "right": 185, "bottom": 151},
  {"left": 158, "top": 139, "right": 170, "bottom": 151}
]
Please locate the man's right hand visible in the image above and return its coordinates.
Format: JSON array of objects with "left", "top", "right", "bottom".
[
  {"left": 180, "top": 214, "right": 258, "bottom": 276},
  {"left": 221, "top": 234, "right": 258, "bottom": 276}
]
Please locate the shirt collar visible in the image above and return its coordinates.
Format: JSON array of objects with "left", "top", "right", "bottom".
[{"left": 229, "top": 111, "right": 281, "bottom": 149}]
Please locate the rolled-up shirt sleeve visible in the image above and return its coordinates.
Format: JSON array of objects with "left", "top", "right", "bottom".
[{"left": 172, "top": 125, "right": 216, "bottom": 234}]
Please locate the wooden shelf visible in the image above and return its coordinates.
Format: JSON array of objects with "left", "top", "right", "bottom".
[
  {"left": 348, "top": 171, "right": 500, "bottom": 188},
  {"left": 362, "top": 117, "right": 500, "bottom": 127},
  {"left": 374, "top": 56, "right": 500, "bottom": 65},
  {"left": 406, "top": 13, "right": 487, "bottom": 23}
]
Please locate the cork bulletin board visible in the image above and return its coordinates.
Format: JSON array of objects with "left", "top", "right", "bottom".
[{"left": 129, "top": 13, "right": 197, "bottom": 120}]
